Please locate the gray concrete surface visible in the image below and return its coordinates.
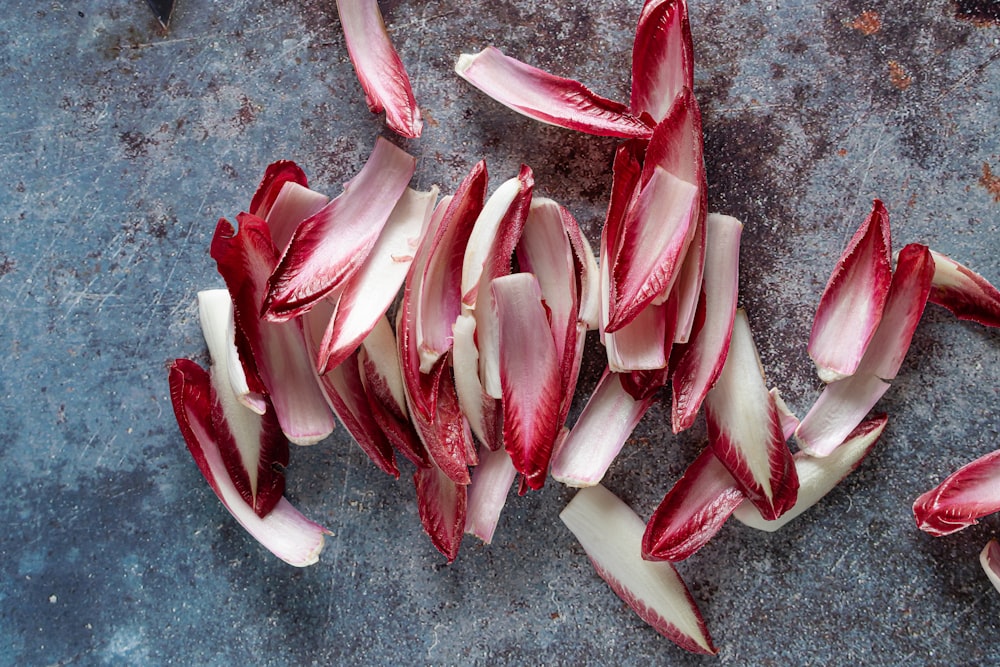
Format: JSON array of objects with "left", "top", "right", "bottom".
[{"left": 1, "top": 0, "right": 998, "bottom": 664}]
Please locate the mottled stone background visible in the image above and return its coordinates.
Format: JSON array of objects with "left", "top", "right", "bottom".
[{"left": 1, "top": 0, "right": 998, "bottom": 664}]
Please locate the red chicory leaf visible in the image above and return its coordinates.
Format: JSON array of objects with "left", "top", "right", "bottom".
[
  {"left": 642, "top": 447, "right": 744, "bottom": 562},
  {"left": 550, "top": 369, "right": 656, "bottom": 487},
  {"left": 605, "top": 165, "right": 699, "bottom": 332},
  {"left": 261, "top": 180, "right": 330, "bottom": 255},
  {"left": 455, "top": 168, "right": 534, "bottom": 442},
  {"left": 198, "top": 289, "right": 288, "bottom": 517},
  {"left": 793, "top": 372, "right": 890, "bottom": 457},
  {"left": 704, "top": 309, "right": 798, "bottom": 520},
  {"left": 671, "top": 213, "right": 742, "bottom": 433},
  {"left": 808, "top": 199, "right": 893, "bottom": 382},
  {"left": 560, "top": 484, "right": 717, "bottom": 655},
  {"left": 335, "top": 0, "right": 423, "bottom": 138},
  {"left": 265, "top": 138, "right": 416, "bottom": 321},
  {"left": 913, "top": 448, "right": 1000, "bottom": 537},
  {"left": 169, "top": 359, "right": 327, "bottom": 567},
  {"left": 465, "top": 444, "right": 518, "bottom": 544},
  {"left": 493, "top": 272, "right": 563, "bottom": 491},
  {"left": 927, "top": 249, "right": 1000, "bottom": 328},
  {"left": 249, "top": 161, "right": 309, "bottom": 223},
  {"left": 735, "top": 415, "right": 887, "bottom": 531},
  {"left": 856, "top": 243, "right": 934, "bottom": 380},
  {"left": 414, "top": 462, "right": 467, "bottom": 563},
  {"left": 516, "top": 198, "right": 593, "bottom": 425},
  {"left": 414, "top": 163, "right": 487, "bottom": 376},
  {"left": 198, "top": 288, "right": 267, "bottom": 416},
  {"left": 770, "top": 388, "right": 800, "bottom": 441},
  {"left": 359, "top": 317, "right": 428, "bottom": 468},
  {"left": 630, "top": 0, "right": 695, "bottom": 123},
  {"left": 211, "top": 214, "right": 336, "bottom": 446},
  {"left": 455, "top": 47, "right": 654, "bottom": 139},
  {"left": 315, "top": 185, "right": 438, "bottom": 374}
]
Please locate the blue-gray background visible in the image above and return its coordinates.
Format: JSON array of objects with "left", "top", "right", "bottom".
[{"left": 1, "top": 0, "right": 998, "bottom": 664}]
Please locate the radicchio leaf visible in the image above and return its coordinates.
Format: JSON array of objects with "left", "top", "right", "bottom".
[
  {"left": 198, "top": 289, "right": 288, "bottom": 517},
  {"left": 735, "top": 415, "right": 887, "bottom": 531},
  {"left": 169, "top": 359, "right": 327, "bottom": 567},
  {"left": 265, "top": 138, "right": 416, "bottom": 321},
  {"left": 211, "top": 214, "right": 336, "bottom": 446},
  {"left": 560, "top": 484, "right": 717, "bottom": 655},
  {"left": 913, "top": 448, "right": 1000, "bottom": 537},
  {"left": 455, "top": 47, "right": 653, "bottom": 139},
  {"left": 927, "top": 249, "right": 1000, "bottom": 328},
  {"left": 670, "top": 213, "right": 742, "bottom": 433},
  {"left": 493, "top": 273, "right": 562, "bottom": 491},
  {"left": 704, "top": 309, "right": 798, "bottom": 520},
  {"left": 630, "top": 0, "right": 695, "bottom": 123},
  {"left": 335, "top": 0, "right": 423, "bottom": 138},
  {"left": 642, "top": 447, "right": 744, "bottom": 562},
  {"left": 808, "top": 200, "right": 893, "bottom": 382}
]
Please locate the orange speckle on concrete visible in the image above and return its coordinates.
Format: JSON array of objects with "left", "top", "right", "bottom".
[
  {"left": 888, "top": 60, "right": 912, "bottom": 90},
  {"left": 849, "top": 10, "right": 882, "bottom": 35},
  {"left": 980, "top": 163, "right": 1000, "bottom": 202},
  {"left": 837, "top": 148, "right": 848, "bottom": 157}
]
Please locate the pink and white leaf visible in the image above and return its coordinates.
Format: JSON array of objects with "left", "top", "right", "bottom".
[
  {"left": 704, "top": 309, "right": 798, "bottom": 520},
  {"left": 913, "top": 448, "right": 1000, "bottom": 537},
  {"left": 455, "top": 47, "right": 653, "bottom": 139},
  {"left": 335, "top": 0, "right": 423, "bottom": 138},
  {"left": 770, "top": 388, "right": 800, "bottom": 441},
  {"left": 359, "top": 317, "right": 428, "bottom": 468},
  {"left": 301, "top": 300, "right": 399, "bottom": 476},
  {"left": 735, "top": 415, "right": 886, "bottom": 531},
  {"left": 414, "top": 462, "right": 467, "bottom": 563},
  {"left": 463, "top": 168, "right": 534, "bottom": 400},
  {"left": 559, "top": 484, "right": 717, "bottom": 655},
  {"left": 265, "top": 139, "right": 416, "bottom": 320},
  {"left": 465, "top": 444, "right": 518, "bottom": 544},
  {"left": 461, "top": 167, "right": 534, "bottom": 308},
  {"left": 808, "top": 199, "right": 893, "bottom": 382},
  {"left": 249, "top": 161, "right": 309, "bottom": 229},
  {"left": 605, "top": 166, "right": 699, "bottom": 332},
  {"left": 793, "top": 372, "right": 890, "bottom": 457},
  {"left": 550, "top": 370, "right": 656, "bottom": 487},
  {"left": 516, "top": 198, "right": 590, "bottom": 423},
  {"left": 407, "top": 357, "right": 475, "bottom": 485},
  {"left": 315, "top": 185, "right": 438, "bottom": 374},
  {"left": 452, "top": 312, "right": 501, "bottom": 450},
  {"left": 414, "top": 162, "right": 487, "bottom": 375},
  {"left": 604, "top": 299, "right": 672, "bottom": 372},
  {"left": 211, "top": 214, "right": 336, "bottom": 446},
  {"left": 197, "top": 290, "right": 288, "bottom": 517},
  {"left": 857, "top": 243, "right": 934, "bottom": 380},
  {"left": 319, "top": 348, "right": 400, "bottom": 478},
  {"left": 980, "top": 540, "right": 1000, "bottom": 594},
  {"left": 642, "top": 447, "right": 744, "bottom": 562},
  {"left": 666, "top": 212, "right": 706, "bottom": 344},
  {"left": 671, "top": 213, "right": 742, "bottom": 433},
  {"left": 493, "top": 273, "right": 563, "bottom": 491},
  {"left": 927, "top": 249, "right": 1000, "bottom": 328},
  {"left": 630, "top": 0, "right": 695, "bottom": 123},
  {"left": 260, "top": 180, "right": 330, "bottom": 255},
  {"left": 198, "top": 288, "right": 266, "bottom": 415},
  {"left": 169, "top": 359, "right": 327, "bottom": 567}
]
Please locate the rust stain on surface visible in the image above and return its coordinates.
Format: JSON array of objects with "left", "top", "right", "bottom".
[
  {"left": 980, "top": 163, "right": 1000, "bottom": 202},
  {"left": 849, "top": 10, "right": 882, "bottom": 35},
  {"left": 887, "top": 60, "right": 913, "bottom": 90}
]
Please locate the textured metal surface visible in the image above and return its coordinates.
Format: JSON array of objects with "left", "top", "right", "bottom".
[{"left": 1, "top": 0, "right": 998, "bottom": 664}]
